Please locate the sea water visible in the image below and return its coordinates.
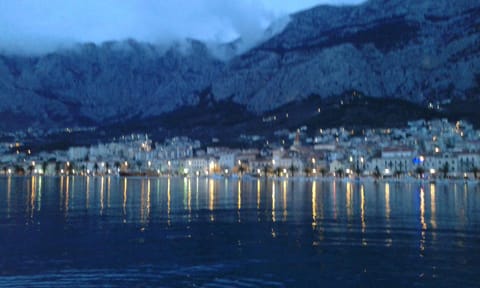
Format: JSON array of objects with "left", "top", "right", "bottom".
[{"left": 0, "top": 176, "right": 479, "bottom": 287}]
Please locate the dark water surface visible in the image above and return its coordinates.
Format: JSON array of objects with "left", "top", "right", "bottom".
[{"left": 0, "top": 176, "right": 479, "bottom": 287}]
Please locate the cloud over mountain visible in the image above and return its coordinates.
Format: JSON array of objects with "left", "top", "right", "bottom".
[{"left": 0, "top": 0, "right": 365, "bottom": 55}]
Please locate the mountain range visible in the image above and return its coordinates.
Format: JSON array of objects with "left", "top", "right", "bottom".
[{"left": 0, "top": 0, "right": 479, "bottom": 133}]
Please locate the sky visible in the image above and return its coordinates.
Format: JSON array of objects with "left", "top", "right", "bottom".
[{"left": 0, "top": 0, "right": 366, "bottom": 55}]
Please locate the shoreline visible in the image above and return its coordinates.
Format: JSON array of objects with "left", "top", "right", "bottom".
[{"left": 0, "top": 174, "right": 478, "bottom": 184}]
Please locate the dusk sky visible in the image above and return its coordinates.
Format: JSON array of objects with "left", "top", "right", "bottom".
[{"left": 0, "top": 0, "right": 365, "bottom": 54}]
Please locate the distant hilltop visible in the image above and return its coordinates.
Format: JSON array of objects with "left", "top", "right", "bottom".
[{"left": 0, "top": 0, "right": 479, "bottom": 131}]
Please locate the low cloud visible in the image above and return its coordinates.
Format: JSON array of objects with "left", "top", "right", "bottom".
[{"left": 0, "top": 0, "right": 366, "bottom": 55}]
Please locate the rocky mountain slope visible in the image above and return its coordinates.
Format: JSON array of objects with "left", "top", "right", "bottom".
[
  {"left": 213, "top": 0, "right": 480, "bottom": 111},
  {"left": 0, "top": 0, "right": 479, "bottom": 131}
]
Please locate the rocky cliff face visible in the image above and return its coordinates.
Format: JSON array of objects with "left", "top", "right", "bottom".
[
  {"left": 0, "top": 40, "right": 224, "bottom": 129},
  {"left": 213, "top": 0, "right": 480, "bottom": 111},
  {"left": 0, "top": 0, "right": 479, "bottom": 130}
]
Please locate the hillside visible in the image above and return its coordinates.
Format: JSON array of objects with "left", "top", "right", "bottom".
[{"left": 0, "top": 0, "right": 478, "bottom": 132}]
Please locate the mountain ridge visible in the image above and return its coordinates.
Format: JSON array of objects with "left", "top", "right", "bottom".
[{"left": 0, "top": 0, "right": 479, "bottom": 131}]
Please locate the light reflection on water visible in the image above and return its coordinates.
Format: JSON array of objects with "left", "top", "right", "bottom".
[{"left": 0, "top": 176, "right": 479, "bottom": 287}]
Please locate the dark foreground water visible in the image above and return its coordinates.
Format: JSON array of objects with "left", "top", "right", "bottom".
[{"left": 0, "top": 176, "right": 479, "bottom": 287}]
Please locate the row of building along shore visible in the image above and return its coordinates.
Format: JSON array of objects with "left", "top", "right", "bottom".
[{"left": 1, "top": 119, "right": 479, "bottom": 180}]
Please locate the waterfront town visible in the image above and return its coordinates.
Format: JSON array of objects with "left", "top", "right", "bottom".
[{"left": 1, "top": 118, "right": 479, "bottom": 180}]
